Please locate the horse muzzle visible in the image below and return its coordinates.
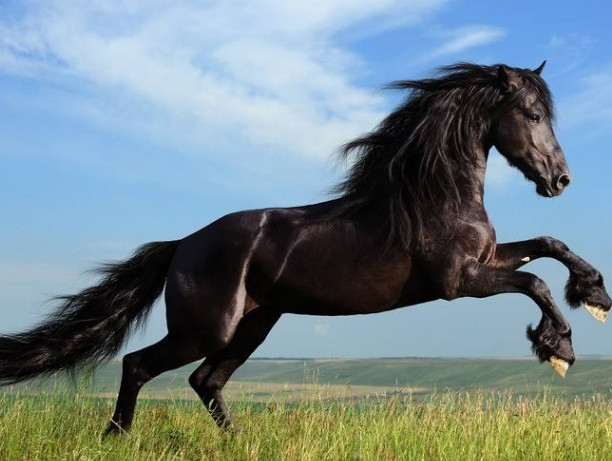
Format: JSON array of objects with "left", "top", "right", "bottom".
[{"left": 536, "top": 173, "right": 571, "bottom": 197}]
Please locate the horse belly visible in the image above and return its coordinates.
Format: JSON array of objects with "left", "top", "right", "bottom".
[{"left": 250, "top": 248, "right": 423, "bottom": 316}]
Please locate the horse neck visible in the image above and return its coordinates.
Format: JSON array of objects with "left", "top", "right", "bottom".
[{"left": 454, "top": 142, "right": 489, "bottom": 208}]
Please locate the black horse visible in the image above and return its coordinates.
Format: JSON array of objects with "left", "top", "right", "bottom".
[{"left": 0, "top": 62, "right": 610, "bottom": 435}]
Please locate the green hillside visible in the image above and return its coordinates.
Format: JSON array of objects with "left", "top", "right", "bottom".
[
  {"left": 230, "top": 357, "right": 612, "bottom": 396},
  {"left": 20, "top": 357, "right": 611, "bottom": 400}
]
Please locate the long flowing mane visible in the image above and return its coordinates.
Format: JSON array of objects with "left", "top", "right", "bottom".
[{"left": 333, "top": 63, "right": 554, "bottom": 249}]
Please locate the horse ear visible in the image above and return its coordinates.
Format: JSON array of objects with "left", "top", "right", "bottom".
[
  {"left": 533, "top": 60, "right": 547, "bottom": 75},
  {"left": 497, "top": 65, "right": 520, "bottom": 93}
]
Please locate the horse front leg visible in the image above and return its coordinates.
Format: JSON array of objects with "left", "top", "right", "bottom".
[
  {"left": 454, "top": 259, "right": 575, "bottom": 376},
  {"left": 492, "top": 237, "right": 612, "bottom": 322}
]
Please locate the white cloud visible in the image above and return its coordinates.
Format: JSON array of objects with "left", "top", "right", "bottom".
[
  {"left": 427, "top": 25, "right": 505, "bottom": 60},
  {"left": 0, "top": 2, "right": 519, "bottom": 188},
  {"left": 0, "top": 0, "right": 450, "bottom": 161},
  {"left": 545, "top": 34, "right": 595, "bottom": 51},
  {"left": 558, "top": 69, "right": 612, "bottom": 131},
  {"left": 313, "top": 324, "right": 331, "bottom": 336}
]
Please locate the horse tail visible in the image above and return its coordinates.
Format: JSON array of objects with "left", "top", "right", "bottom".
[{"left": 0, "top": 240, "right": 180, "bottom": 384}]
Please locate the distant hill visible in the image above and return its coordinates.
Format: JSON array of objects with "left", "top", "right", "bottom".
[{"left": 19, "top": 357, "right": 610, "bottom": 400}]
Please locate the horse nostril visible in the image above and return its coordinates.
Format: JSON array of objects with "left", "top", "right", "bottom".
[{"left": 555, "top": 174, "right": 571, "bottom": 190}]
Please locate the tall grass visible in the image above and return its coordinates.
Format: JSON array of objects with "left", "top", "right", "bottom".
[{"left": 1, "top": 389, "right": 611, "bottom": 460}]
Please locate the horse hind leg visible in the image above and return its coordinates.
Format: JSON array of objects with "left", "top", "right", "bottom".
[
  {"left": 103, "top": 334, "right": 206, "bottom": 437},
  {"left": 102, "top": 223, "right": 268, "bottom": 437},
  {"left": 103, "top": 272, "right": 260, "bottom": 436},
  {"left": 189, "top": 307, "right": 281, "bottom": 430}
]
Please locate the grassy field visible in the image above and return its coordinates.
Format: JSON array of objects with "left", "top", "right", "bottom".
[{"left": 2, "top": 358, "right": 612, "bottom": 460}]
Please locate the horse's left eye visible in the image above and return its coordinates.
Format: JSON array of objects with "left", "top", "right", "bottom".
[{"left": 527, "top": 113, "right": 541, "bottom": 124}]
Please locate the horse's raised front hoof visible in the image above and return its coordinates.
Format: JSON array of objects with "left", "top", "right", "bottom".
[
  {"left": 565, "top": 273, "right": 612, "bottom": 322},
  {"left": 583, "top": 302, "right": 608, "bottom": 323},
  {"left": 526, "top": 319, "right": 575, "bottom": 377},
  {"left": 549, "top": 356, "right": 569, "bottom": 378}
]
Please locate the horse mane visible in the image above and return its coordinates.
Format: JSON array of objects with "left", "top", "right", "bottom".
[{"left": 332, "top": 63, "right": 554, "bottom": 249}]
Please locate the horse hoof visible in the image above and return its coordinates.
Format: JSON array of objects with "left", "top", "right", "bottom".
[
  {"left": 582, "top": 302, "right": 608, "bottom": 323},
  {"left": 102, "top": 421, "right": 128, "bottom": 439},
  {"left": 549, "top": 356, "right": 569, "bottom": 378}
]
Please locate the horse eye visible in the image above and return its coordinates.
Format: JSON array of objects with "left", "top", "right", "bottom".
[{"left": 527, "top": 113, "right": 541, "bottom": 123}]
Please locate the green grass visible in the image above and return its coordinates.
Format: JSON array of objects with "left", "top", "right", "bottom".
[
  {"left": 3, "top": 358, "right": 612, "bottom": 460},
  {"left": 1, "top": 391, "right": 612, "bottom": 460}
]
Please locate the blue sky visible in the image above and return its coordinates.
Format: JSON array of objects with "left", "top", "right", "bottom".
[{"left": 1, "top": 0, "right": 612, "bottom": 359}]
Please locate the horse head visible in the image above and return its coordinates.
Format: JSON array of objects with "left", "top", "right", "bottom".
[{"left": 492, "top": 61, "right": 571, "bottom": 197}]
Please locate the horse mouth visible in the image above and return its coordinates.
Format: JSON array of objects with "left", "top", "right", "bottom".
[{"left": 535, "top": 178, "right": 560, "bottom": 198}]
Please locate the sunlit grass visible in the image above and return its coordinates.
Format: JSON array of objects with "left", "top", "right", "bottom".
[{"left": 1, "top": 389, "right": 611, "bottom": 460}]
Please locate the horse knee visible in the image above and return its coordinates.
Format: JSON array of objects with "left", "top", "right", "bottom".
[
  {"left": 188, "top": 368, "right": 206, "bottom": 391},
  {"left": 535, "top": 236, "right": 568, "bottom": 253},
  {"left": 527, "top": 276, "right": 551, "bottom": 299},
  {"left": 189, "top": 368, "right": 223, "bottom": 401}
]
